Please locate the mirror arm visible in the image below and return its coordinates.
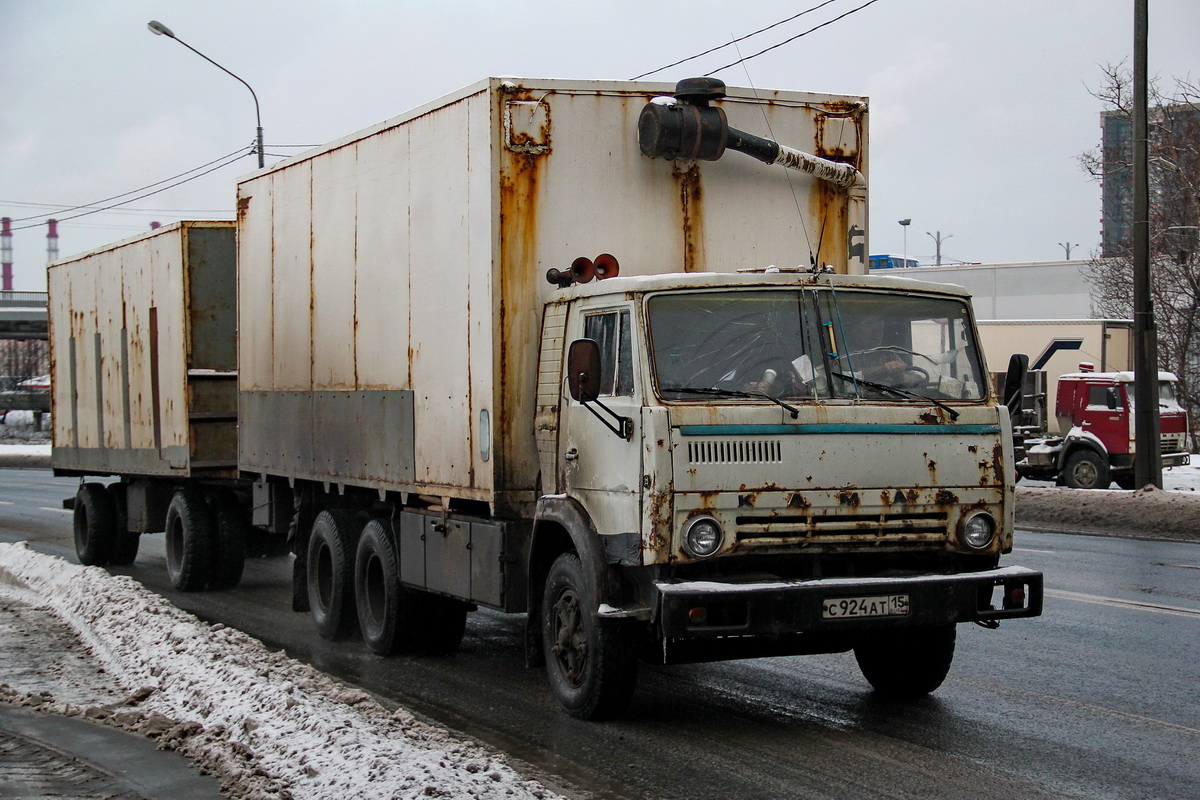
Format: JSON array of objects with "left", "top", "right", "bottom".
[{"left": 579, "top": 391, "right": 634, "bottom": 440}]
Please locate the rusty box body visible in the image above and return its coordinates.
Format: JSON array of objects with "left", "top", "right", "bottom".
[
  {"left": 235, "top": 77, "right": 868, "bottom": 516},
  {"left": 49, "top": 221, "right": 238, "bottom": 478}
]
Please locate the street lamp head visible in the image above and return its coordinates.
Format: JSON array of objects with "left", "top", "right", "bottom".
[
  {"left": 147, "top": 20, "right": 176, "bottom": 38},
  {"left": 898, "top": 219, "right": 911, "bottom": 226}
]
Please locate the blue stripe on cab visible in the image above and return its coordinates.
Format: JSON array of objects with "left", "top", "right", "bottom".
[{"left": 678, "top": 424, "right": 1001, "bottom": 436}]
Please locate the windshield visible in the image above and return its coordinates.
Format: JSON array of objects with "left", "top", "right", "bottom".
[{"left": 647, "top": 287, "right": 987, "bottom": 403}]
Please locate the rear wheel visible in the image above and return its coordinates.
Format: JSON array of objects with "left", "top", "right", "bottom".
[
  {"left": 164, "top": 488, "right": 215, "bottom": 592},
  {"left": 106, "top": 483, "right": 141, "bottom": 566},
  {"left": 73, "top": 483, "right": 116, "bottom": 566},
  {"left": 355, "top": 519, "right": 469, "bottom": 656},
  {"left": 541, "top": 552, "right": 638, "bottom": 720},
  {"left": 1063, "top": 449, "right": 1109, "bottom": 490},
  {"left": 208, "top": 489, "right": 248, "bottom": 590},
  {"left": 854, "top": 624, "right": 957, "bottom": 699},
  {"left": 307, "top": 509, "right": 359, "bottom": 640}
]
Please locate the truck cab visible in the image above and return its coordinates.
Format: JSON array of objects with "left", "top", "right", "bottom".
[
  {"left": 1019, "top": 365, "right": 1190, "bottom": 489},
  {"left": 532, "top": 268, "right": 1041, "bottom": 717}
]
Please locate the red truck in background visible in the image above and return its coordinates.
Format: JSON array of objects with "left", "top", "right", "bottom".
[{"left": 1016, "top": 363, "right": 1191, "bottom": 489}]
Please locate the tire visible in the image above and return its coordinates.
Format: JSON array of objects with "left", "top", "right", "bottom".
[
  {"left": 208, "top": 489, "right": 248, "bottom": 590},
  {"left": 106, "top": 483, "right": 141, "bottom": 566},
  {"left": 854, "top": 624, "right": 957, "bottom": 699},
  {"left": 73, "top": 483, "right": 116, "bottom": 566},
  {"left": 307, "top": 509, "right": 359, "bottom": 640},
  {"left": 164, "top": 488, "right": 216, "bottom": 592},
  {"left": 355, "top": 519, "right": 408, "bottom": 655},
  {"left": 541, "top": 552, "right": 638, "bottom": 720},
  {"left": 1063, "top": 449, "right": 1109, "bottom": 490},
  {"left": 355, "top": 519, "right": 469, "bottom": 656}
]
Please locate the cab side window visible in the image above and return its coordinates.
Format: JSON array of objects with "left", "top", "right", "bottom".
[{"left": 584, "top": 310, "right": 634, "bottom": 396}]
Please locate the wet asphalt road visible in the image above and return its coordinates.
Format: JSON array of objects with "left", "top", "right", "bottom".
[{"left": 2, "top": 469, "right": 1198, "bottom": 800}]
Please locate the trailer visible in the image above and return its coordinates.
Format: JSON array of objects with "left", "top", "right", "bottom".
[{"left": 52, "top": 77, "right": 1042, "bottom": 719}]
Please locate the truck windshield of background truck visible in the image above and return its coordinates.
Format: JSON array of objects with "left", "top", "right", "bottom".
[{"left": 647, "top": 288, "right": 988, "bottom": 403}]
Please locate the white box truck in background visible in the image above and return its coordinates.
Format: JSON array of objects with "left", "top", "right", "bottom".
[{"left": 52, "top": 77, "right": 1041, "bottom": 719}]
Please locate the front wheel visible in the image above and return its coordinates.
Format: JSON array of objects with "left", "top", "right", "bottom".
[
  {"left": 854, "top": 624, "right": 956, "bottom": 699},
  {"left": 541, "top": 552, "right": 638, "bottom": 720},
  {"left": 1062, "top": 449, "right": 1109, "bottom": 490}
]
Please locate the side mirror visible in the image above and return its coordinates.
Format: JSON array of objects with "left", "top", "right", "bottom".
[
  {"left": 567, "top": 339, "right": 602, "bottom": 401},
  {"left": 1003, "top": 353, "right": 1029, "bottom": 417},
  {"left": 1106, "top": 388, "right": 1119, "bottom": 410}
]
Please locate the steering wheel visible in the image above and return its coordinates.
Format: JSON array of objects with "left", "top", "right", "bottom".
[{"left": 897, "top": 366, "right": 930, "bottom": 388}]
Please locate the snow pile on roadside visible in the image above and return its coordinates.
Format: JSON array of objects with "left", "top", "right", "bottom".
[
  {"left": 1017, "top": 484, "right": 1200, "bottom": 541},
  {"left": 0, "top": 542, "right": 562, "bottom": 800}
]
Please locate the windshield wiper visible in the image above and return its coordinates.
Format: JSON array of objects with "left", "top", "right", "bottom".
[
  {"left": 663, "top": 386, "right": 800, "bottom": 419},
  {"left": 830, "top": 372, "right": 960, "bottom": 421}
]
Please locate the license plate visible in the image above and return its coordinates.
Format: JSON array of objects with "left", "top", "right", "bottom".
[{"left": 822, "top": 594, "right": 910, "bottom": 620}]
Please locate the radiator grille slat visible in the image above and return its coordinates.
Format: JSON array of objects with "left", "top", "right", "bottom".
[{"left": 687, "top": 439, "right": 782, "bottom": 464}]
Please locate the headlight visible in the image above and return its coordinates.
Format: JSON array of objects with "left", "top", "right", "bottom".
[
  {"left": 959, "top": 511, "right": 996, "bottom": 550},
  {"left": 683, "top": 515, "right": 724, "bottom": 558}
]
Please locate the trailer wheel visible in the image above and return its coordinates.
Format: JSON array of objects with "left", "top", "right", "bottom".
[
  {"left": 541, "top": 552, "right": 637, "bottom": 720},
  {"left": 165, "top": 488, "right": 216, "bottom": 592},
  {"left": 307, "top": 509, "right": 359, "bottom": 640},
  {"left": 854, "top": 624, "right": 956, "bottom": 699},
  {"left": 208, "top": 489, "right": 248, "bottom": 590},
  {"left": 1063, "top": 449, "right": 1109, "bottom": 490},
  {"left": 73, "top": 483, "right": 116, "bottom": 566},
  {"left": 106, "top": 483, "right": 141, "bottom": 566}
]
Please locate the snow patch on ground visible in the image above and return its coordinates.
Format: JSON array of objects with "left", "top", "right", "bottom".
[{"left": 0, "top": 542, "right": 561, "bottom": 800}]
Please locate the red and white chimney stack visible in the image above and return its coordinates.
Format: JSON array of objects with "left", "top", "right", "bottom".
[
  {"left": 47, "top": 219, "right": 59, "bottom": 265},
  {"left": 1, "top": 217, "right": 13, "bottom": 292}
]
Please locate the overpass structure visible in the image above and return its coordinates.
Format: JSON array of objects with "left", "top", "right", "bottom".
[{"left": 0, "top": 292, "right": 48, "bottom": 340}]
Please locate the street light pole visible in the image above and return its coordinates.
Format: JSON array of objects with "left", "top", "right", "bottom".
[
  {"left": 899, "top": 219, "right": 911, "bottom": 267},
  {"left": 147, "top": 20, "right": 264, "bottom": 168},
  {"left": 1131, "top": 0, "right": 1161, "bottom": 489}
]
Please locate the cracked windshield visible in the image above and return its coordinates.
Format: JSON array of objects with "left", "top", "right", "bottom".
[{"left": 647, "top": 288, "right": 987, "bottom": 403}]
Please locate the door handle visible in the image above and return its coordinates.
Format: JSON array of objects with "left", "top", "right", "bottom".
[{"left": 564, "top": 448, "right": 578, "bottom": 461}]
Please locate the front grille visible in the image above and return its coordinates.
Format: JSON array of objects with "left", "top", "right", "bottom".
[
  {"left": 735, "top": 511, "right": 948, "bottom": 542},
  {"left": 687, "top": 439, "right": 783, "bottom": 465},
  {"left": 1161, "top": 432, "right": 1187, "bottom": 452}
]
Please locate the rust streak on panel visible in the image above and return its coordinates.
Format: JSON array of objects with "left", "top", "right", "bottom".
[
  {"left": 497, "top": 85, "right": 549, "bottom": 506},
  {"left": 674, "top": 162, "right": 705, "bottom": 272}
]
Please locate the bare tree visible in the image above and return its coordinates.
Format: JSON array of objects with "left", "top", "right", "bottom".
[{"left": 1082, "top": 64, "right": 1200, "bottom": 443}]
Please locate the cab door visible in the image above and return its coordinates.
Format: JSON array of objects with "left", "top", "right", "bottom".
[
  {"left": 559, "top": 305, "right": 643, "bottom": 535},
  {"left": 1077, "top": 380, "right": 1130, "bottom": 455}
]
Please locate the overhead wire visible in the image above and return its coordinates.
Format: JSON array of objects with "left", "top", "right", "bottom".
[
  {"left": 8, "top": 145, "right": 251, "bottom": 225},
  {"left": 704, "top": 0, "right": 884, "bottom": 76},
  {"left": 630, "top": 0, "right": 844, "bottom": 80},
  {"left": 9, "top": 148, "right": 252, "bottom": 232}
]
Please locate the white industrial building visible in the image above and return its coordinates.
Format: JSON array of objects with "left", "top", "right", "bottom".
[{"left": 869, "top": 259, "right": 1100, "bottom": 320}]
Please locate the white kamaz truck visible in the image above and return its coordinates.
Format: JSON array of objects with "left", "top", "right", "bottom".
[{"left": 51, "top": 77, "right": 1042, "bottom": 719}]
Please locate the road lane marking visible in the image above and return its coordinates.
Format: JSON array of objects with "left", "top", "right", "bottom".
[
  {"left": 1014, "top": 547, "right": 1056, "bottom": 554},
  {"left": 37, "top": 507, "right": 72, "bottom": 515},
  {"left": 954, "top": 676, "right": 1200, "bottom": 738},
  {"left": 1163, "top": 563, "right": 1200, "bottom": 570},
  {"left": 1045, "top": 588, "right": 1200, "bottom": 619},
  {"left": 0, "top": 501, "right": 12, "bottom": 506}
]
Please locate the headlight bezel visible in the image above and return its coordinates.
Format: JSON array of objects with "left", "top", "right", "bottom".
[
  {"left": 959, "top": 510, "right": 997, "bottom": 550},
  {"left": 682, "top": 514, "right": 724, "bottom": 558}
]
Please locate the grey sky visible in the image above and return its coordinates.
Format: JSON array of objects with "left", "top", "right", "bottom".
[{"left": 2, "top": 0, "right": 1196, "bottom": 291}]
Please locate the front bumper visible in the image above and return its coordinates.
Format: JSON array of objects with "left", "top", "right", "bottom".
[{"left": 651, "top": 565, "right": 1042, "bottom": 662}]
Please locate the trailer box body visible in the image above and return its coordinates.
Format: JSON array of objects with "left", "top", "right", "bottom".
[
  {"left": 49, "top": 221, "right": 238, "bottom": 478},
  {"left": 235, "top": 77, "right": 869, "bottom": 515}
]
